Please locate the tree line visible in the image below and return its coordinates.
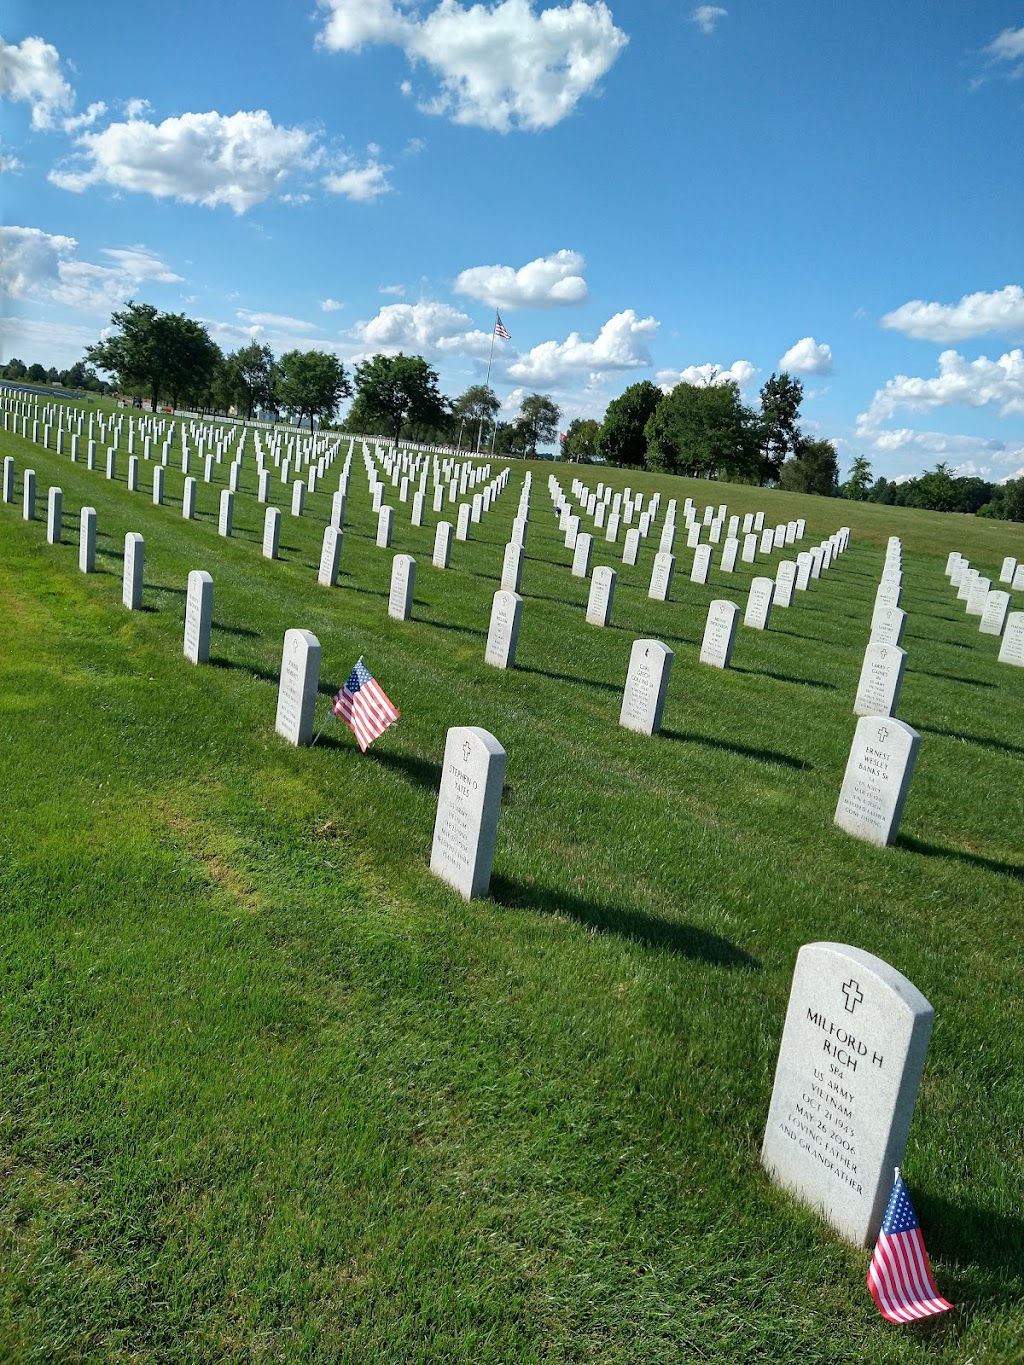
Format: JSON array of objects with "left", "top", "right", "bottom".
[{"left": 8, "top": 301, "right": 1022, "bottom": 519}]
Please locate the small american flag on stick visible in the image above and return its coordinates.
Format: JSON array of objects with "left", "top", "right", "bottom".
[
  {"left": 494, "top": 313, "right": 511, "bottom": 341},
  {"left": 867, "top": 1171, "right": 953, "bottom": 1324},
  {"left": 333, "top": 657, "right": 399, "bottom": 751}
]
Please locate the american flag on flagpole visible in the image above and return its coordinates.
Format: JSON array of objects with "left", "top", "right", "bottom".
[
  {"left": 333, "top": 657, "right": 400, "bottom": 751},
  {"left": 867, "top": 1172, "right": 953, "bottom": 1324},
  {"left": 494, "top": 313, "right": 511, "bottom": 341}
]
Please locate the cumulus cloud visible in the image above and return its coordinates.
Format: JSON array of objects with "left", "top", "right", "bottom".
[
  {"left": 881, "top": 285, "right": 1024, "bottom": 343},
  {"left": 0, "top": 35, "right": 74, "bottom": 130},
  {"left": 779, "top": 335, "right": 833, "bottom": 375},
  {"left": 237, "top": 308, "right": 318, "bottom": 332},
  {"left": 691, "top": 6, "right": 727, "bottom": 35},
  {"left": 350, "top": 299, "right": 493, "bottom": 356},
  {"left": 853, "top": 423, "right": 1024, "bottom": 482},
  {"left": 320, "top": 297, "right": 343, "bottom": 311},
  {"left": 0, "top": 225, "right": 182, "bottom": 313},
  {"left": 318, "top": 0, "right": 628, "bottom": 132},
  {"left": 454, "top": 249, "right": 588, "bottom": 308},
  {"left": 985, "top": 25, "right": 1024, "bottom": 64},
  {"left": 323, "top": 158, "right": 392, "bottom": 201},
  {"left": 508, "top": 309, "right": 657, "bottom": 382},
  {"left": 859, "top": 348, "right": 1024, "bottom": 426},
  {"left": 49, "top": 109, "right": 319, "bottom": 213},
  {"left": 63, "top": 100, "right": 107, "bottom": 133},
  {"left": 0, "top": 148, "right": 21, "bottom": 173},
  {"left": 123, "top": 97, "right": 152, "bottom": 119},
  {"left": 655, "top": 359, "right": 756, "bottom": 391}
]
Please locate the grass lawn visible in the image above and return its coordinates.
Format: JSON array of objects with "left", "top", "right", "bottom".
[{"left": 1, "top": 400, "right": 1022, "bottom": 1362}]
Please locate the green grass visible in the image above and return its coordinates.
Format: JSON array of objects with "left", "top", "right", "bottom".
[{"left": 1, "top": 401, "right": 1023, "bottom": 1362}]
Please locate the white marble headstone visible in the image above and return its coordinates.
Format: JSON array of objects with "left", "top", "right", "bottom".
[
  {"left": 275, "top": 629, "right": 321, "bottom": 746},
  {"left": 184, "top": 569, "right": 213, "bottom": 664},
  {"left": 834, "top": 716, "right": 920, "bottom": 847},
  {"left": 485, "top": 590, "right": 523, "bottom": 669},
  {"left": 619, "top": 640, "right": 673, "bottom": 736},
  {"left": 430, "top": 727, "right": 506, "bottom": 899},
  {"left": 853, "top": 643, "right": 906, "bottom": 718}
]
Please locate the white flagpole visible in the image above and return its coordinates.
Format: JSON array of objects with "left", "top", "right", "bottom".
[{"left": 477, "top": 311, "right": 499, "bottom": 452}]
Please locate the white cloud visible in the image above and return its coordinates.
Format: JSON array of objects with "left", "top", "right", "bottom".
[
  {"left": 985, "top": 26, "right": 1024, "bottom": 63},
  {"left": 49, "top": 109, "right": 319, "bottom": 213},
  {"left": 655, "top": 359, "right": 756, "bottom": 391},
  {"left": 320, "top": 297, "right": 344, "bottom": 311},
  {"left": 454, "top": 249, "right": 588, "bottom": 308},
  {"left": 350, "top": 299, "right": 492, "bottom": 356},
  {"left": 691, "top": 6, "right": 727, "bottom": 35},
  {"left": 854, "top": 423, "right": 1024, "bottom": 482},
  {"left": 63, "top": 100, "right": 107, "bottom": 133},
  {"left": 881, "top": 285, "right": 1024, "bottom": 343},
  {"left": 0, "top": 314, "right": 106, "bottom": 369},
  {"left": 0, "top": 35, "right": 74, "bottom": 130},
  {"left": 237, "top": 308, "right": 318, "bottom": 332},
  {"left": 318, "top": 0, "right": 628, "bottom": 132},
  {"left": 508, "top": 308, "right": 657, "bottom": 382},
  {"left": 859, "top": 348, "right": 1024, "bottom": 426},
  {"left": 123, "top": 97, "right": 152, "bottom": 119},
  {"left": 0, "top": 148, "right": 21, "bottom": 173},
  {"left": 323, "top": 158, "right": 392, "bottom": 201},
  {"left": 779, "top": 335, "right": 833, "bottom": 375},
  {"left": 380, "top": 283, "right": 406, "bottom": 296},
  {"left": 0, "top": 225, "right": 182, "bottom": 314}
]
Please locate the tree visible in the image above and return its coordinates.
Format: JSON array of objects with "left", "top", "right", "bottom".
[
  {"left": 27, "top": 362, "right": 47, "bottom": 383},
  {"left": 758, "top": 372, "right": 804, "bottom": 482},
  {"left": 778, "top": 439, "right": 840, "bottom": 496},
  {"left": 348, "top": 353, "right": 447, "bottom": 441},
  {"left": 517, "top": 394, "right": 560, "bottom": 457},
  {"left": 841, "top": 455, "right": 873, "bottom": 500},
  {"left": 598, "top": 380, "right": 662, "bottom": 467},
  {"left": 562, "top": 418, "right": 601, "bottom": 462},
  {"left": 451, "top": 383, "right": 500, "bottom": 449},
  {"left": 85, "top": 301, "right": 220, "bottom": 413},
  {"left": 3, "top": 358, "right": 26, "bottom": 379},
  {"left": 224, "top": 341, "right": 276, "bottom": 419},
  {"left": 644, "top": 380, "right": 760, "bottom": 480},
  {"left": 276, "top": 349, "right": 352, "bottom": 430}
]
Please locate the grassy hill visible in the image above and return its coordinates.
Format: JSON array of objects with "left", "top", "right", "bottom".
[{"left": 1, "top": 403, "right": 1022, "bottom": 1362}]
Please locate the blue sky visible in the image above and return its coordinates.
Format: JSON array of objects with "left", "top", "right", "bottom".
[{"left": 2, "top": 1, "right": 1023, "bottom": 481}]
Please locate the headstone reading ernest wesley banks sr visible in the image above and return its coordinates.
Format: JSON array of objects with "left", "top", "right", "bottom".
[
  {"left": 484, "top": 590, "right": 523, "bottom": 669},
  {"left": 700, "top": 599, "right": 739, "bottom": 669},
  {"left": 762, "top": 941, "right": 935, "bottom": 1247},
  {"left": 184, "top": 569, "right": 213, "bottom": 665},
  {"left": 430, "top": 726, "right": 506, "bottom": 899},
  {"left": 619, "top": 639, "right": 673, "bottom": 736},
  {"left": 275, "top": 629, "right": 321, "bottom": 746},
  {"left": 834, "top": 716, "right": 920, "bottom": 847}
]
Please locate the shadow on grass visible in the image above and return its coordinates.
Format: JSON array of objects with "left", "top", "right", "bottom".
[
  {"left": 210, "top": 656, "right": 278, "bottom": 685},
  {"left": 214, "top": 620, "right": 260, "bottom": 638},
  {"left": 916, "top": 1191, "right": 1024, "bottom": 1300},
  {"left": 151, "top": 582, "right": 187, "bottom": 596},
  {"left": 913, "top": 724, "right": 1024, "bottom": 759},
  {"left": 369, "top": 747, "right": 442, "bottom": 791},
  {"left": 516, "top": 663, "right": 621, "bottom": 694},
  {"left": 732, "top": 665, "right": 835, "bottom": 691},
  {"left": 524, "top": 590, "right": 586, "bottom": 609},
  {"left": 489, "top": 874, "right": 759, "bottom": 966},
  {"left": 662, "top": 729, "right": 811, "bottom": 770},
  {"left": 898, "top": 833, "right": 1024, "bottom": 882},
  {"left": 346, "top": 583, "right": 389, "bottom": 600},
  {"left": 905, "top": 631, "right": 969, "bottom": 650},
  {"left": 417, "top": 616, "right": 486, "bottom": 638},
  {"left": 911, "top": 669, "right": 996, "bottom": 689}
]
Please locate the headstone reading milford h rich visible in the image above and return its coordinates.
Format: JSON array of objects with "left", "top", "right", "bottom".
[
  {"left": 430, "top": 726, "right": 506, "bottom": 899},
  {"left": 619, "top": 640, "right": 673, "bottom": 736},
  {"left": 762, "top": 942, "right": 935, "bottom": 1247},
  {"left": 184, "top": 569, "right": 214, "bottom": 665},
  {"left": 834, "top": 716, "right": 920, "bottom": 847},
  {"left": 275, "top": 629, "right": 321, "bottom": 746}
]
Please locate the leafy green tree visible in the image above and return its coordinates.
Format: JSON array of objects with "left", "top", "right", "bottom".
[
  {"left": 779, "top": 438, "right": 840, "bottom": 496},
  {"left": 912, "top": 462, "right": 957, "bottom": 512},
  {"left": 3, "top": 358, "right": 27, "bottom": 379},
  {"left": 276, "top": 349, "right": 352, "bottom": 431},
  {"left": 347, "top": 353, "right": 447, "bottom": 441},
  {"left": 27, "top": 363, "right": 47, "bottom": 383},
  {"left": 841, "top": 455, "right": 873, "bottom": 500},
  {"left": 224, "top": 341, "right": 276, "bottom": 419},
  {"left": 562, "top": 417, "right": 601, "bottom": 462},
  {"left": 451, "top": 383, "right": 500, "bottom": 449},
  {"left": 517, "top": 393, "right": 560, "bottom": 457},
  {"left": 491, "top": 421, "right": 528, "bottom": 457},
  {"left": 598, "top": 380, "right": 662, "bottom": 467},
  {"left": 85, "top": 301, "right": 220, "bottom": 413},
  {"left": 644, "top": 380, "right": 760, "bottom": 480},
  {"left": 758, "top": 372, "right": 804, "bottom": 482}
]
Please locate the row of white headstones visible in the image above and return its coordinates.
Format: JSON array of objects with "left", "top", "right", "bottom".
[{"left": 0, "top": 409, "right": 960, "bottom": 1262}]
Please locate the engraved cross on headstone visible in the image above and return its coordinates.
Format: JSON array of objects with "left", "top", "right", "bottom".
[{"left": 842, "top": 977, "right": 864, "bottom": 1013}]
